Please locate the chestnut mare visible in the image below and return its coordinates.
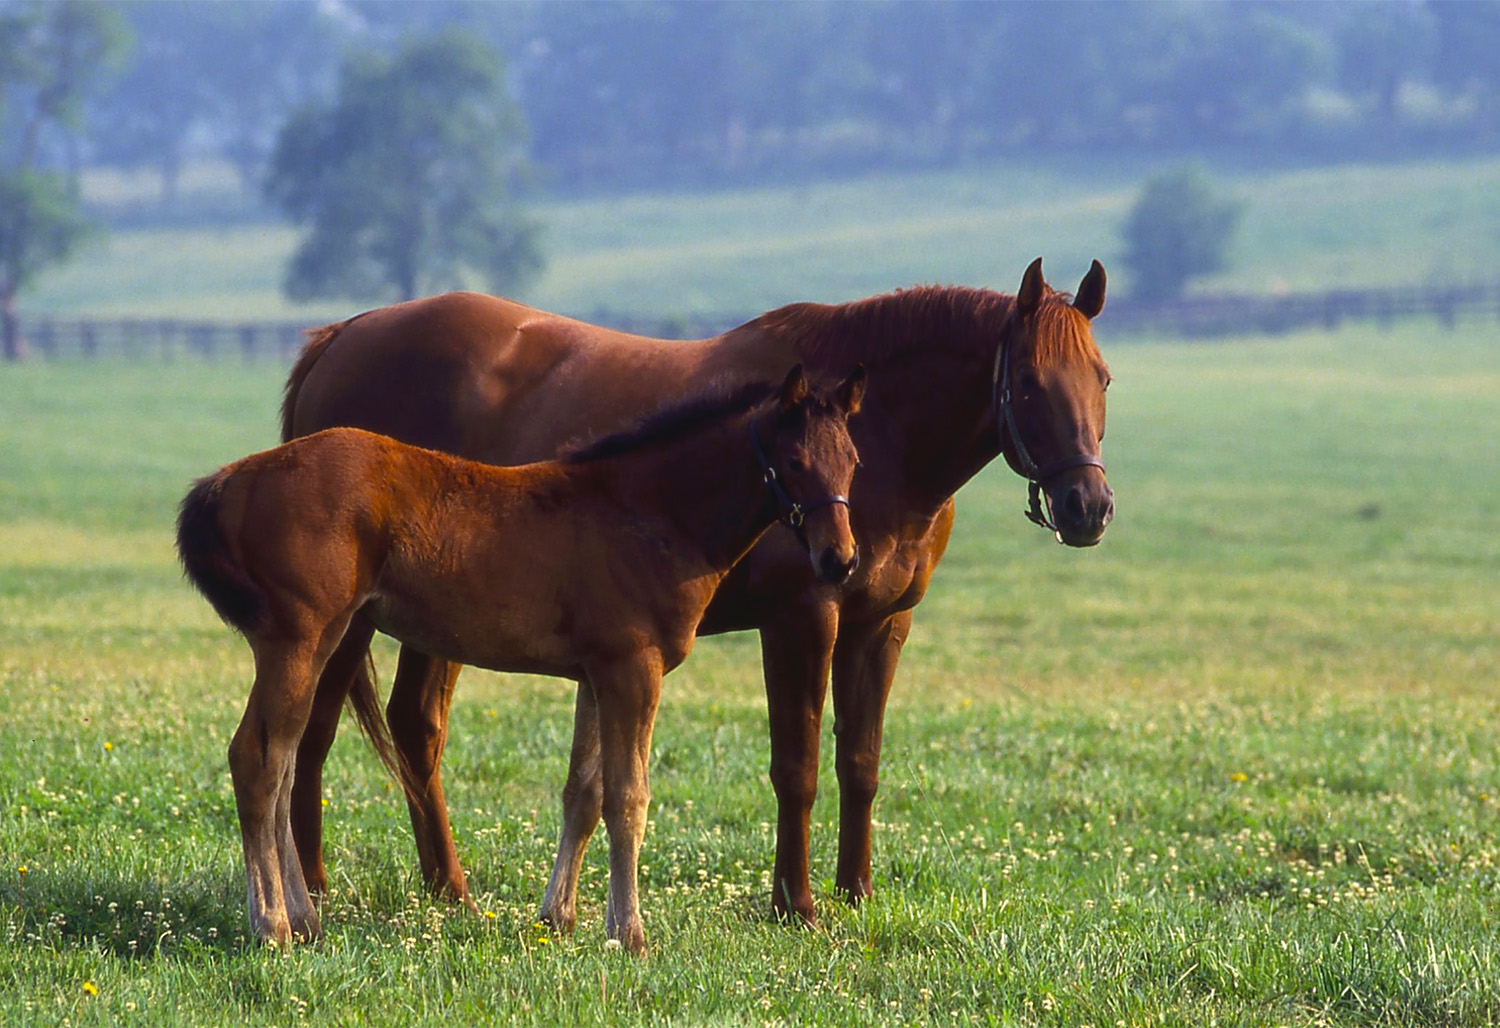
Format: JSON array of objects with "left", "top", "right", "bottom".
[
  {"left": 178, "top": 367, "right": 864, "bottom": 952},
  {"left": 282, "top": 258, "right": 1114, "bottom": 927}
]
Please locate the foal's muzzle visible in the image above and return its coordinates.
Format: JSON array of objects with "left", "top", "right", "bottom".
[{"left": 815, "top": 544, "right": 860, "bottom": 585}]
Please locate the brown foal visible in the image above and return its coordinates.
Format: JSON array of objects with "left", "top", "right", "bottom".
[{"left": 178, "top": 366, "right": 865, "bottom": 952}]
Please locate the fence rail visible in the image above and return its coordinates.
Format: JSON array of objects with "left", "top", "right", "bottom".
[{"left": 12, "top": 281, "right": 1500, "bottom": 361}]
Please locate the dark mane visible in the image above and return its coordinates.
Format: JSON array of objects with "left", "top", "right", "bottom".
[
  {"left": 740, "top": 283, "right": 1101, "bottom": 374},
  {"left": 562, "top": 379, "right": 778, "bottom": 464},
  {"left": 744, "top": 285, "right": 1014, "bottom": 369}
]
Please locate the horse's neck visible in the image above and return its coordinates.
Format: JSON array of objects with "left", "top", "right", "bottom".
[
  {"left": 588, "top": 418, "right": 773, "bottom": 575},
  {"left": 790, "top": 297, "right": 1005, "bottom": 513}
]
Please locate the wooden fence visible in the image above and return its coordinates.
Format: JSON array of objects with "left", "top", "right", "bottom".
[{"left": 11, "top": 281, "right": 1500, "bottom": 361}]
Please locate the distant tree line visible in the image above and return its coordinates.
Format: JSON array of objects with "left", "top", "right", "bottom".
[{"left": 46, "top": 0, "right": 1500, "bottom": 195}]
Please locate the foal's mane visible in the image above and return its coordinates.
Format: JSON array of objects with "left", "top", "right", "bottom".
[
  {"left": 745, "top": 283, "right": 1099, "bottom": 373},
  {"left": 562, "top": 379, "right": 778, "bottom": 464}
]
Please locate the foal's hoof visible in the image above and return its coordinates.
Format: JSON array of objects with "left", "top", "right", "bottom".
[
  {"left": 610, "top": 925, "right": 647, "bottom": 957},
  {"left": 289, "top": 909, "right": 323, "bottom": 944},
  {"left": 537, "top": 906, "right": 577, "bottom": 936}
]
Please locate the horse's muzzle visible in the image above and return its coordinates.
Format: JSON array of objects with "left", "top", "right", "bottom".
[{"left": 1054, "top": 477, "right": 1115, "bottom": 547}]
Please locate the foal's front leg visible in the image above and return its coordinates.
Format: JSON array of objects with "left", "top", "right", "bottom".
[
  {"left": 539, "top": 679, "right": 603, "bottom": 933},
  {"left": 588, "top": 654, "right": 664, "bottom": 955}
]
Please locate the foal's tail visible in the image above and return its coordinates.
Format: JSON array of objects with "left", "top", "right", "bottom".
[{"left": 176, "top": 471, "right": 266, "bottom": 634}]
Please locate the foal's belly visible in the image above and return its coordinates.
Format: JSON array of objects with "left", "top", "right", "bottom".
[{"left": 362, "top": 596, "right": 586, "bottom": 682}]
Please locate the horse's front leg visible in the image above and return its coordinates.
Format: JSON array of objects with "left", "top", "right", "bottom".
[
  {"left": 538, "top": 679, "right": 603, "bottom": 933},
  {"left": 290, "top": 615, "right": 376, "bottom": 896},
  {"left": 589, "top": 653, "right": 664, "bottom": 955},
  {"left": 385, "top": 646, "right": 475, "bottom": 909},
  {"left": 759, "top": 601, "right": 838, "bottom": 924},
  {"left": 830, "top": 608, "right": 912, "bottom": 904}
]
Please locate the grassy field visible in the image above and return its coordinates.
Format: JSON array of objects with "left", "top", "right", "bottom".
[
  {"left": 2, "top": 318, "right": 1498, "bottom": 1026},
  {"left": 22, "top": 154, "right": 1500, "bottom": 322}
]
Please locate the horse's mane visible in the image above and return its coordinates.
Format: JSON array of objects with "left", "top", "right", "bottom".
[
  {"left": 744, "top": 283, "right": 1099, "bottom": 373},
  {"left": 747, "top": 285, "right": 1009, "bottom": 368},
  {"left": 561, "top": 379, "right": 778, "bottom": 464}
]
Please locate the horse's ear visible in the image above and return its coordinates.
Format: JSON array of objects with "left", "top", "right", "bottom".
[
  {"left": 1017, "top": 257, "right": 1045, "bottom": 316},
  {"left": 778, "top": 363, "right": 809, "bottom": 411},
  {"left": 1073, "top": 259, "right": 1106, "bottom": 320},
  {"left": 837, "top": 364, "right": 866, "bottom": 415}
]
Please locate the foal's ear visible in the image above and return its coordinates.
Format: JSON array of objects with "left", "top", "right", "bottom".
[
  {"left": 837, "top": 364, "right": 866, "bottom": 415},
  {"left": 1017, "top": 257, "right": 1046, "bottom": 316},
  {"left": 1073, "top": 259, "right": 1106, "bottom": 320},
  {"left": 778, "top": 363, "right": 809, "bottom": 411}
]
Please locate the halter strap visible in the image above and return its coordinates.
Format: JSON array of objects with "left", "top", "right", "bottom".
[
  {"left": 991, "top": 324, "right": 1105, "bottom": 541},
  {"left": 749, "top": 421, "right": 850, "bottom": 538}
]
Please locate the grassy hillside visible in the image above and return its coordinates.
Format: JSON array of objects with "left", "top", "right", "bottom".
[
  {"left": 23, "top": 154, "right": 1500, "bottom": 322},
  {"left": 2, "top": 323, "right": 1498, "bottom": 1024}
]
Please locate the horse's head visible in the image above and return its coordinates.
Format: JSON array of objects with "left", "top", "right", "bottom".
[
  {"left": 755, "top": 364, "right": 865, "bottom": 584},
  {"left": 996, "top": 258, "right": 1114, "bottom": 547}
]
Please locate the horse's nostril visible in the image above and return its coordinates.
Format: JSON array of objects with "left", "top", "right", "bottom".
[{"left": 1065, "top": 485, "right": 1087, "bottom": 523}]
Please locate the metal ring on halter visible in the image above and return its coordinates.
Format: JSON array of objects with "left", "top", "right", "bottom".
[{"left": 991, "top": 324, "right": 1105, "bottom": 542}]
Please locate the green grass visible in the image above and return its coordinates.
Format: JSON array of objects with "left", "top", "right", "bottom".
[
  {"left": 2, "top": 321, "right": 1499, "bottom": 1025},
  {"left": 25, "top": 154, "right": 1500, "bottom": 321}
]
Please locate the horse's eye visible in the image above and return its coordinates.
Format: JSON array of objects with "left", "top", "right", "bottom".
[{"left": 787, "top": 458, "right": 807, "bottom": 474}]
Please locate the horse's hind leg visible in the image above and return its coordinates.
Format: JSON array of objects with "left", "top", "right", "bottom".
[
  {"left": 386, "top": 647, "right": 475, "bottom": 909},
  {"left": 228, "top": 638, "right": 324, "bottom": 946},
  {"left": 539, "top": 679, "right": 604, "bottom": 933},
  {"left": 290, "top": 617, "right": 376, "bottom": 896}
]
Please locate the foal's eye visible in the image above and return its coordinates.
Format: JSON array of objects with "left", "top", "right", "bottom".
[{"left": 787, "top": 458, "right": 807, "bottom": 474}]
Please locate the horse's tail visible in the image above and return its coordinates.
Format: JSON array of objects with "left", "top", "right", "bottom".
[
  {"left": 340, "top": 649, "right": 419, "bottom": 801},
  {"left": 278, "top": 313, "right": 414, "bottom": 800},
  {"left": 176, "top": 470, "right": 266, "bottom": 635},
  {"left": 281, "top": 319, "right": 348, "bottom": 443}
]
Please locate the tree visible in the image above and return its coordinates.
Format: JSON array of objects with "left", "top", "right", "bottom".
[
  {"left": 0, "top": 1, "right": 127, "bottom": 360},
  {"left": 265, "top": 30, "right": 542, "bottom": 303},
  {"left": 1119, "top": 164, "right": 1243, "bottom": 303}
]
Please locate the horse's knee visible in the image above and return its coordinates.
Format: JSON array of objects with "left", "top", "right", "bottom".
[
  {"left": 836, "top": 750, "right": 880, "bottom": 809},
  {"left": 769, "top": 758, "right": 818, "bottom": 812}
]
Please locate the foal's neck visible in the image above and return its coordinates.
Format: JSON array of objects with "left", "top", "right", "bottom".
[{"left": 590, "top": 413, "right": 775, "bottom": 575}]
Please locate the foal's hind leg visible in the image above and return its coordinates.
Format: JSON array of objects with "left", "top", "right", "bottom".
[
  {"left": 228, "top": 638, "right": 325, "bottom": 947},
  {"left": 386, "top": 647, "right": 475, "bottom": 909},
  {"left": 591, "top": 655, "right": 664, "bottom": 955},
  {"left": 539, "top": 679, "right": 604, "bottom": 933},
  {"left": 290, "top": 616, "right": 376, "bottom": 896}
]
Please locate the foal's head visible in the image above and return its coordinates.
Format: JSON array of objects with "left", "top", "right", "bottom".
[{"left": 755, "top": 365, "right": 865, "bottom": 585}]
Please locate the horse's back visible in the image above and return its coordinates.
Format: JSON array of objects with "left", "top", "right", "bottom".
[{"left": 285, "top": 292, "right": 758, "bottom": 466}]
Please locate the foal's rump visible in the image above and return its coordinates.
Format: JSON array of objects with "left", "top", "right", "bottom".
[{"left": 176, "top": 429, "right": 433, "bottom": 638}]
